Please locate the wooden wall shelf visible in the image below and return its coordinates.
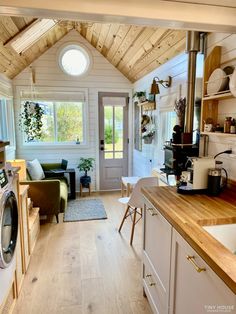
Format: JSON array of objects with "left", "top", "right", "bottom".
[
  {"left": 138, "top": 101, "right": 156, "bottom": 111},
  {"left": 201, "top": 132, "right": 236, "bottom": 137},
  {"left": 202, "top": 91, "right": 233, "bottom": 101}
]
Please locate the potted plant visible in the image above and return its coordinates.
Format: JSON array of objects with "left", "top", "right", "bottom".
[
  {"left": 133, "top": 91, "right": 146, "bottom": 103},
  {"left": 78, "top": 157, "right": 95, "bottom": 187},
  {"left": 19, "top": 101, "right": 44, "bottom": 142},
  {"left": 142, "top": 130, "right": 155, "bottom": 144}
]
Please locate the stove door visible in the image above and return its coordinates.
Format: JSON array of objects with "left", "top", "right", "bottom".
[{"left": 0, "top": 191, "right": 18, "bottom": 268}]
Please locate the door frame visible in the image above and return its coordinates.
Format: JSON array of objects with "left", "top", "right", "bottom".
[{"left": 95, "top": 88, "right": 133, "bottom": 191}]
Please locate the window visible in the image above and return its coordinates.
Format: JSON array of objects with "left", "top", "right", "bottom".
[
  {"left": 21, "top": 100, "right": 85, "bottom": 144},
  {"left": 59, "top": 44, "right": 91, "bottom": 76},
  {"left": 156, "top": 110, "right": 177, "bottom": 168},
  {"left": 0, "top": 98, "right": 15, "bottom": 146}
]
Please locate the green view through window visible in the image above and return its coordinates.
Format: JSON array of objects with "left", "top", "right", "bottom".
[{"left": 21, "top": 100, "right": 84, "bottom": 143}]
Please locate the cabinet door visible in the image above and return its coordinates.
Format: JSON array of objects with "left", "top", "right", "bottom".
[
  {"left": 143, "top": 197, "right": 172, "bottom": 314},
  {"left": 170, "top": 229, "right": 236, "bottom": 314}
]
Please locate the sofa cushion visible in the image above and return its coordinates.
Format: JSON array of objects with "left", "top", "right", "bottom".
[{"left": 27, "top": 159, "right": 45, "bottom": 180}]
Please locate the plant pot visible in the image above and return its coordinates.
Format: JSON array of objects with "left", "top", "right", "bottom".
[
  {"left": 143, "top": 137, "right": 153, "bottom": 144},
  {"left": 80, "top": 175, "right": 91, "bottom": 188}
]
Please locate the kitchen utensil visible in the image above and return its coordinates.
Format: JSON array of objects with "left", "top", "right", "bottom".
[
  {"left": 207, "top": 167, "right": 228, "bottom": 196},
  {"left": 207, "top": 68, "right": 228, "bottom": 95}
]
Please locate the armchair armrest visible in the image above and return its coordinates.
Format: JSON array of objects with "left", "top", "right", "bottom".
[{"left": 20, "top": 180, "right": 61, "bottom": 216}]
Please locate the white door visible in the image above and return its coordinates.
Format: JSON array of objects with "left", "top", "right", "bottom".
[{"left": 99, "top": 92, "right": 129, "bottom": 190}]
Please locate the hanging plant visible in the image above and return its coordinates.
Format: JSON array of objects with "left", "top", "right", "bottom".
[{"left": 19, "top": 101, "right": 44, "bottom": 142}]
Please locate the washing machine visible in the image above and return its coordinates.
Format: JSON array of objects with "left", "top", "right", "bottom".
[{"left": 0, "top": 166, "right": 18, "bottom": 306}]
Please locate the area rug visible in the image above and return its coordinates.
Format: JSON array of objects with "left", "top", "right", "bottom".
[{"left": 63, "top": 198, "right": 107, "bottom": 222}]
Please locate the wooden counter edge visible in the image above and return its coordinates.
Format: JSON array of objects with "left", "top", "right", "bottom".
[{"left": 142, "top": 186, "right": 236, "bottom": 294}]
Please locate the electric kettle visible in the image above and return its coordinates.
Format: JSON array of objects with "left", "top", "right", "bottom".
[{"left": 207, "top": 167, "right": 228, "bottom": 196}]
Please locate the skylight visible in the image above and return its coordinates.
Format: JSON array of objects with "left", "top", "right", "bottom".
[{"left": 10, "top": 19, "right": 56, "bottom": 54}]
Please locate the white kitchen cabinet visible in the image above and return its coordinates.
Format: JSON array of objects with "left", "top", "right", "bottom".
[
  {"left": 143, "top": 197, "right": 172, "bottom": 314},
  {"left": 169, "top": 229, "right": 236, "bottom": 314}
]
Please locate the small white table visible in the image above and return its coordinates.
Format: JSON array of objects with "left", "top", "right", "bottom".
[{"left": 121, "top": 176, "right": 140, "bottom": 197}]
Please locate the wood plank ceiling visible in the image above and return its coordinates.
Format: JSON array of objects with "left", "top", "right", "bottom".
[{"left": 0, "top": 16, "right": 186, "bottom": 82}]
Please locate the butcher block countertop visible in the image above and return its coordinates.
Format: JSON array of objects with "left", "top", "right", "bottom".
[{"left": 142, "top": 186, "right": 236, "bottom": 294}]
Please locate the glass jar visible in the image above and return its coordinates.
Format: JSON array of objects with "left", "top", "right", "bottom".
[{"left": 224, "top": 117, "right": 232, "bottom": 133}]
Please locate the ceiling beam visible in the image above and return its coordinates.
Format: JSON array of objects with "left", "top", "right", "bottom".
[{"left": 1, "top": 0, "right": 236, "bottom": 32}]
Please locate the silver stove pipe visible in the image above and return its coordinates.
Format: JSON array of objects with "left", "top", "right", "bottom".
[{"left": 184, "top": 31, "right": 200, "bottom": 134}]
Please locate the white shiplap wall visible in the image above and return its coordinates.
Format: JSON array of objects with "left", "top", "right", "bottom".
[
  {"left": 13, "top": 30, "right": 133, "bottom": 190},
  {"left": 133, "top": 32, "right": 236, "bottom": 181},
  {"left": 133, "top": 52, "right": 188, "bottom": 176},
  {"left": 205, "top": 33, "right": 236, "bottom": 180}
]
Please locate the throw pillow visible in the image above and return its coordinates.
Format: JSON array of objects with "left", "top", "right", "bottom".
[{"left": 27, "top": 159, "right": 45, "bottom": 180}]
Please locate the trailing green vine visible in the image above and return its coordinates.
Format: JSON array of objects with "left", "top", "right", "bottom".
[{"left": 19, "top": 101, "right": 44, "bottom": 142}]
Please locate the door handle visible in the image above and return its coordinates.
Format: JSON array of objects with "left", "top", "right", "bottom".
[{"left": 100, "top": 147, "right": 104, "bottom": 151}]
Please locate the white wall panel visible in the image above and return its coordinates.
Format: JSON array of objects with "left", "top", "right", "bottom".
[
  {"left": 13, "top": 30, "right": 132, "bottom": 191},
  {"left": 132, "top": 52, "right": 188, "bottom": 177}
]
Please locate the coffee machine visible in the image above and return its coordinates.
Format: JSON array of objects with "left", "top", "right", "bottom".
[{"left": 177, "top": 157, "right": 215, "bottom": 194}]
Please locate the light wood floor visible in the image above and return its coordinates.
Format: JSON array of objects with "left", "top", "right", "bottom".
[{"left": 13, "top": 192, "right": 152, "bottom": 314}]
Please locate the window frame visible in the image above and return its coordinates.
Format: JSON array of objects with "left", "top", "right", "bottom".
[
  {"left": 58, "top": 43, "right": 92, "bottom": 77},
  {"left": 0, "top": 97, "right": 15, "bottom": 149},
  {"left": 17, "top": 87, "right": 89, "bottom": 149}
]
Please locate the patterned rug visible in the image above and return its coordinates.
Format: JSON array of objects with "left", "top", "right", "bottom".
[{"left": 63, "top": 198, "right": 107, "bottom": 222}]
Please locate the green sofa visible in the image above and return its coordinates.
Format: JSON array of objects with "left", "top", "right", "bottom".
[{"left": 20, "top": 163, "right": 68, "bottom": 223}]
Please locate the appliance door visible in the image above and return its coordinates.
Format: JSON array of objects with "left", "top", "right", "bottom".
[{"left": 0, "top": 191, "right": 18, "bottom": 269}]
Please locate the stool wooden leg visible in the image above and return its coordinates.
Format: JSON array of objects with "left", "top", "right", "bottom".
[
  {"left": 89, "top": 183, "right": 91, "bottom": 195},
  {"left": 121, "top": 182, "right": 124, "bottom": 197},
  {"left": 118, "top": 205, "right": 130, "bottom": 233},
  {"left": 80, "top": 183, "right": 82, "bottom": 197},
  {"left": 127, "top": 183, "right": 131, "bottom": 196},
  {"left": 130, "top": 208, "right": 137, "bottom": 245}
]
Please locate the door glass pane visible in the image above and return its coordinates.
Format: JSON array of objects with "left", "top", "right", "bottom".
[
  {"left": 105, "top": 152, "right": 113, "bottom": 159},
  {"left": 114, "top": 106, "right": 123, "bottom": 152},
  {"left": 104, "top": 106, "right": 113, "bottom": 152},
  {"left": 115, "top": 152, "right": 123, "bottom": 159}
]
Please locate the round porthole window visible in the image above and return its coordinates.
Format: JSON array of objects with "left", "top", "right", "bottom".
[{"left": 59, "top": 44, "right": 91, "bottom": 76}]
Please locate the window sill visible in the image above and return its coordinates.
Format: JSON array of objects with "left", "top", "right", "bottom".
[{"left": 22, "top": 143, "right": 90, "bottom": 150}]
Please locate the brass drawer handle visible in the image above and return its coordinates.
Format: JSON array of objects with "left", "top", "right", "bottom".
[
  {"left": 145, "top": 273, "right": 156, "bottom": 287},
  {"left": 147, "top": 207, "right": 158, "bottom": 216},
  {"left": 186, "top": 255, "right": 206, "bottom": 273}
]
